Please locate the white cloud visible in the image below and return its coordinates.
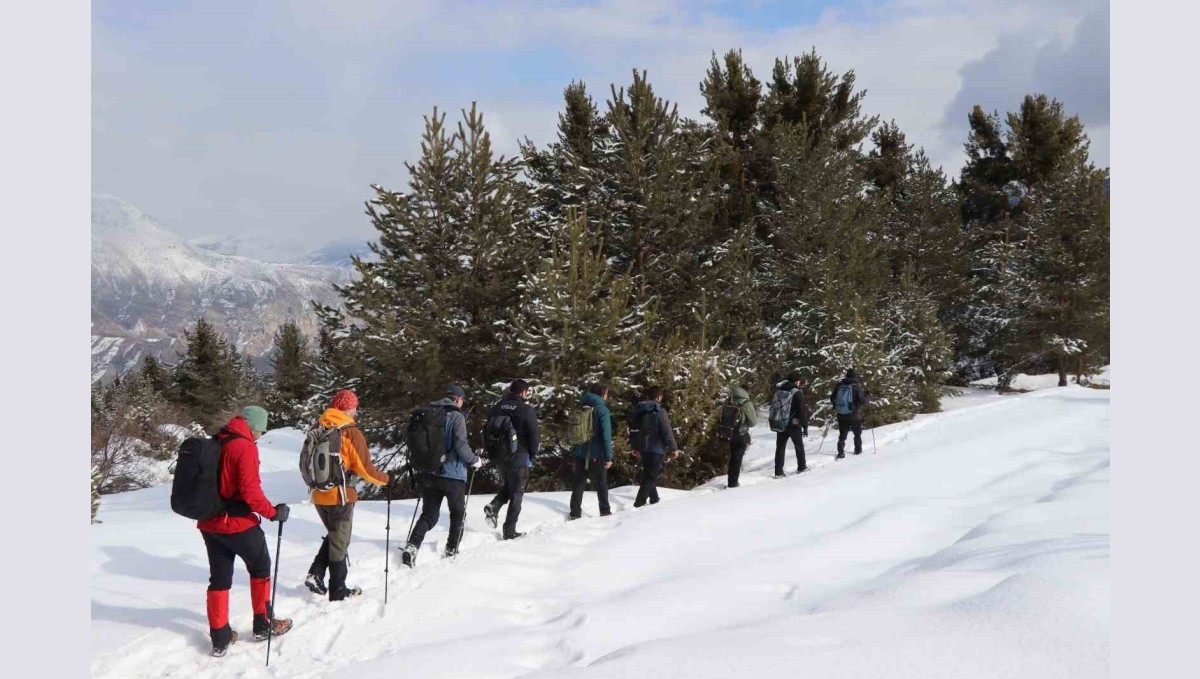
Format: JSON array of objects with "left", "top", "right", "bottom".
[{"left": 92, "top": 0, "right": 1109, "bottom": 243}]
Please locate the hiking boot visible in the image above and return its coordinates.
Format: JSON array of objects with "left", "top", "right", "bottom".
[
  {"left": 774, "top": 473, "right": 785, "bottom": 479},
  {"left": 211, "top": 630, "right": 238, "bottom": 658},
  {"left": 401, "top": 543, "right": 418, "bottom": 569},
  {"left": 252, "top": 617, "right": 293, "bottom": 641},
  {"left": 443, "top": 545, "right": 459, "bottom": 559},
  {"left": 599, "top": 510, "right": 612, "bottom": 517},
  {"left": 503, "top": 531, "right": 525, "bottom": 541},
  {"left": 304, "top": 573, "right": 327, "bottom": 596},
  {"left": 567, "top": 513, "right": 581, "bottom": 521},
  {"left": 483, "top": 503, "right": 499, "bottom": 529},
  {"left": 835, "top": 452, "right": 845, "bottom": 460},
  {"left": 853, "top": 450, "right": 862, "bottom": 455},
  {"left": 329, "top": 586, "right": 363, "bottom": 601}
]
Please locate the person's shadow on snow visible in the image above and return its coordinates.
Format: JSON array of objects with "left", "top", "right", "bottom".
[
  {"left": 100, "top": 546, "right": 210, "bottom": 583},
  {"left": 91, "top": 601, "right": 210, "bottom": 653}
]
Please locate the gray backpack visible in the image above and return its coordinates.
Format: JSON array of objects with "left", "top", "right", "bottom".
[{"left": 299, "top": 423, "right": 353, "bottom": 492}]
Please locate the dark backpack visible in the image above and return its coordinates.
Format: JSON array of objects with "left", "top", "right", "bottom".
[
  {"left": 716, "top": 403, "right": 743, "bottom": 442},
  {"left": 768, "top": 388, "right": 795, "bottom": 432},
  {"left": 405, "top": 405, "right": 448, "bottom": 474},
  {"left": 483, "top": 414, "right": 518, "bottom": 465},
  {"left": 628, "top": 405, "right": 659, "bottom": 451},
  {"left": 834, "top": 384, "right": 855, "bottom": 416},
  {"left": 170, "top": 436, "right": 248, "bottom": 521},
  {"left": 298, "top": 423, "right": 352, "bottom": 491}
]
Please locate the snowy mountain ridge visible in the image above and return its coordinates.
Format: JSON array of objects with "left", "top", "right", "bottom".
[{"left": 91, "top": 194, "right": 350, "bottom": 380}]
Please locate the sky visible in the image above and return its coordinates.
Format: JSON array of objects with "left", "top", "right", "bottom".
[{"left": 92, "top": 0, "right": 1110, "bottom": 248}]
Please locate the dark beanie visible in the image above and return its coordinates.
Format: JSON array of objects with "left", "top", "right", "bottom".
[{"left": 845, "top": 368, "right": 857, "bottom": 379}]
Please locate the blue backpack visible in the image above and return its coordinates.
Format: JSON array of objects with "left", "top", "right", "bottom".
[{"left": 834, "top": 384, "right": 855, "bottom": 416}]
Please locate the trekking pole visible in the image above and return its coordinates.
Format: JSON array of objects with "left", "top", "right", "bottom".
[
  {"left": 266, "top": 520, "right": 283, "bottom": 667},
  {"left": 384, "top": 480, "right": 392, "bottom": 605},
  {"left": 454, "top": 467, "right": 477, "bottom": 560},
  {"left": 869, "top": 406, "right": 877, "bottom": 455}
]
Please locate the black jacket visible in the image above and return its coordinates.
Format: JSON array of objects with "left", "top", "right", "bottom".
[
  {"left": 629, "top": 400, "right": 679, "bottom": 455},
  {"left": 829, "top": 378, "right": 870, "bottom": 421},
  {"left": 488, "top": 394, "right": 541, "bottom": 466},
  {"left": 774, "top": 381, "right": 810, "bottom": 431}
]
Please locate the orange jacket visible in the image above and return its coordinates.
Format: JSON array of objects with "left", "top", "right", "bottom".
[{"left": 311, "top": 408, "right": 389, "bottom": 506}]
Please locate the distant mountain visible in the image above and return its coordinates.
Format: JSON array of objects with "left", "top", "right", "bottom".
[
  {"left": 190, "top": 234, "right": 314, "bottom": 264},
  {"left": 304, "top": 237, "right": 375, "bottom": 267},
  {"left": 91, "top": 194, "right": 349, "bottom": 382}
]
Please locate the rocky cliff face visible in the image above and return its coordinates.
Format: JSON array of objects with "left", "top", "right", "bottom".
[{"left": 91, "top": 194, "right": 349, "bottom": 382}]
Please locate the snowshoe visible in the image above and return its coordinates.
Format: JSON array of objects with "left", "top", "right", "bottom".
[
  {"left": 304, "top": 573, "right": 327, "bottom": 596},
  {"left": 252, "top": 617, "right": 293, "bottom": 642},
  {"left": 329, "top": 586, "right": 363, "bottom": 601},
  {"left": 211, "top": 630, "right": 238, "bottom": 658},
  {"left": 483, "top": 504, "right": 498, "bottom": 529},
  {"left": 400, "top": 543, "right": 418, "bottom": 569}
]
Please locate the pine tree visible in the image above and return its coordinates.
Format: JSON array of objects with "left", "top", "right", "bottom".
[
  {"left": 270, "top": 320, "right": 313, "bottom": 427},
  {"left": 172, "top": 317, "right": 240, "bottom": 427},
  {"left": 957, "top": 95, "right": 1109, "bottom": 385},
  {"left": 139, "top": 355, "right": 170, "bottom": 395},
  {"left": 517, "top": 206, "right": 644, "bottom": 430},
  {"left": 337, "top": 104, "right": 534, "bottom": 445}
]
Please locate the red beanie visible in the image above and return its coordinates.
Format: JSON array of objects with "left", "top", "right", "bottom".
[{"left": 331, "top": 390, "right": 358, "bottom": 412}]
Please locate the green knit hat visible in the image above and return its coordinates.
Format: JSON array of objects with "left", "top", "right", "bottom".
[{"left": 240, "top": 405, "right": 269, "bottom": 434}]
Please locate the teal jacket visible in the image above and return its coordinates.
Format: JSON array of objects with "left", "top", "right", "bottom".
[{"left": 571, "top": 391, "right": 613, "bottom": 462}]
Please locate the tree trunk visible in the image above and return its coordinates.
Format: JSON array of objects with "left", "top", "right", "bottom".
[{"left": 1057, "top": 354, "right": 1068, "bottom": 387}]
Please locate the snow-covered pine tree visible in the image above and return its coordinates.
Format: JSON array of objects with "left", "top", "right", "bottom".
[
  {"left": 269, "top": 320, "right": 313, "bottom": 428},
  {"left": 957, "top": 95, "right": 1109, "bottom": 386},
  {"left": 171, "top": 317, "right": 240, "bottom": 428},
  {"left": 517, "top": 206, "right": 643, "bottom": 436},
  {"left": 882, "top": 268, "right": 954, "bottom": 413},
  {"left": 521, "top": 81, "right": 614, "bottom": 241},
  {"left": 336, "top": 104, "right": 534, "bottom": 446}
]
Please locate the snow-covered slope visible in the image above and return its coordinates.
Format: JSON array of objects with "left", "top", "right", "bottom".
[
  {"left": 91, "top": 195, "right": 350, "bottom": 379},
  {"left": 91, "top": 386, "right": 1109, "bottom": 678}
]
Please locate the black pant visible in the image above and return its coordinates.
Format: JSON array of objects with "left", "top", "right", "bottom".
[
  {"left": 775, "top": 428, "right": 806, "bottom": 474},
  {"left": 408, "top": 475, "right": 467, "bottom": 552},
  {"left": 634, "top": 452, "right": 665, "bottom": 507},
  {"left": 569, "top": 457, "right": 610, "bottom": 517},
  {"left": 837, "top": 415, "right": 863, "bottom": 454},
  {"left": 202, "top": 526, "right": 271, "bottom": 591},
  {"left": 488, "top": 464, "right": 529, "bottom": 537},
  {"left": 728, "top": 439, "right": 748, "bottom": 487}
]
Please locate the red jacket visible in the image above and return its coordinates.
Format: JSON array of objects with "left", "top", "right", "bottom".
[{"left": 196, "top": 416, "right": 278, "bottom": 534}]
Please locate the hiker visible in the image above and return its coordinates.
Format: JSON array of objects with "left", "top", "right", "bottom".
[
  {"left": 830, "top": 368, "right": 871, "bottom": 458},
  {"left": 402, "top": 385, "right": 483, "bottom": 566},
  {"left": 303, "top": 389, "right": 390, "bottom": 601},
  {"left": 568, "top": 383, "right": 614, "bottom": 520},
  {"left": 717, "top": 385, "right": 757, "bottom": 488},
  {"left": 769, "top": 371, "right": 810, "bottom": 477},
  {"left": 195, "top": 406, "right": 292, "bottom": 657},
  {"left": 482, "top": 379, "right": 540, "bottom": 540},
  {"left": 629, "top": 386, "right": 680, "bottom": 508}
]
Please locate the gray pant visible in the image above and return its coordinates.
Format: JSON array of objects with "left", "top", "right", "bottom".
[{"left": 309, "top": 502, "right": 355, "bottom": 577}]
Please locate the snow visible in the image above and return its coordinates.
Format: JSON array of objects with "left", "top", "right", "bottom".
[
  {"left": 91, "top": 386, "right": 1109, "bottom": 678},
  {"left": 970, "top": 365, "right": 1110, "bottom": 391}
]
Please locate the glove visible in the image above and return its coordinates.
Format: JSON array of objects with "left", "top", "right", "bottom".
[
  {"left": 271, "top": 503, "right": 290, "bottom": 523},
  {"left": 471, "top": 458, "right": 484, "bottom": 470}
]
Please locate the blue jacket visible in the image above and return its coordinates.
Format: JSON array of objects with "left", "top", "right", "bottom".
[
  {"left": 430, "top": 397, "right": 479, "bottom": 482},
  {"left": 572, "top": 391, "right": 613, "bottom": 462},
  {"left": 488, "top": 393, "right": 540, "bottom": 468},
  {"left": 629, "top": 400, "right": 678, "bottom": 455}
]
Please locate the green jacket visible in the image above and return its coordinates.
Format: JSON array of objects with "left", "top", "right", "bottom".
[{"left": 731, "top": 386, "right": 757, "bottom": 434}]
